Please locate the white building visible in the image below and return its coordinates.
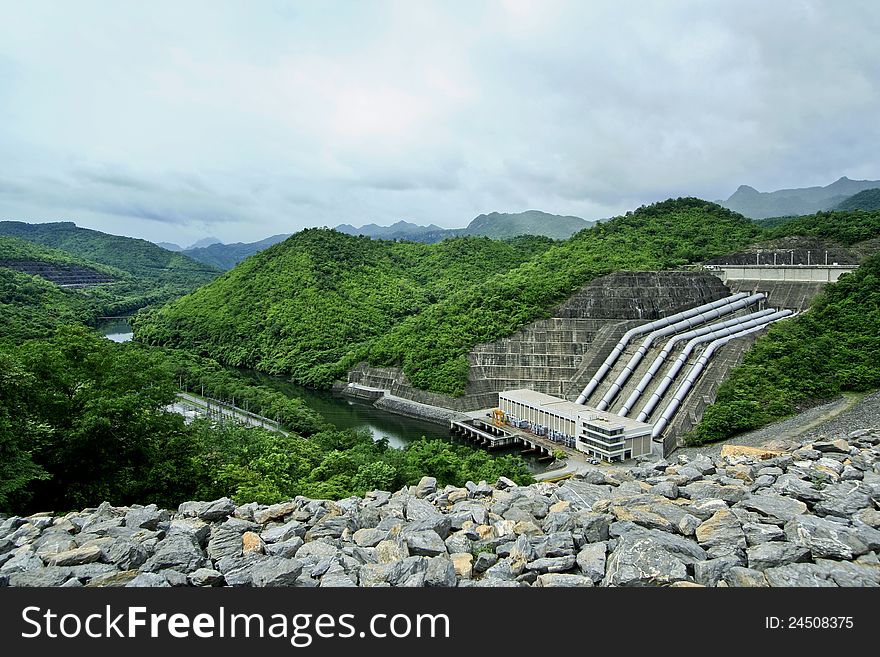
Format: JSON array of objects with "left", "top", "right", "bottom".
[{"left": 498, "top": 389, "right": 653, "bottom": 462}]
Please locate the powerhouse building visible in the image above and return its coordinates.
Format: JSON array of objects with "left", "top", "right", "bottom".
[{"left": 497, "top": 389, "right": 653, "bottom": 461}]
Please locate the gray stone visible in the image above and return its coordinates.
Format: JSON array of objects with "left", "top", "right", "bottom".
[
  {"left": 305, "top": 515, "right": 355, "bottom": 541},
  {"left": 47, "top": 544, "right": 103, "bottom": 567},
  {"left": 215, "top": 553, "right": 265, "bottom": 587},
  {"left": 784, "top": 516, "right": 871, "bottom": 559},
  {"left": 737, "top": 494, "right": 808, "bottom": 523},
  {"left": 101, "top": 539, "right": 148, "bottom": 570},
  {"left": 473, "top": 552, "right": 498, "bottom": 573},
  {"left": 295, "top": 540, "right": 339, "bottom": 560},
  {"left": 168, "top": 518, "right": 211, "bottom": 545},
  {"left": 680, "top": 482, "right": 745, "bottom": 504},
  {"left": 415, "top": 476, "right": 437, "bottom": 498},
  {"left": 526, "top": 555, "right": 577, "bottom": 573},
  {"left": 542, "top": 532, "right": 575, "bottom": 557},
  {"left": 375, "top": 537, "right": 410, "bottom": 563},
  {"left": 124, "top": 505, "right": 168, "bottom": 531},
  {"left": 402, "top": 530, "right": 447, "bottom": 557},
  {"left": 86, "top": 570, "right": 140, "bottom": 587},
  {"left": 650, "top": 481, "right": 679, "bottom": 499},
  {"left": 358, "top": 563, "right": 392, "bottom": 587},
  {"left": 576, "top": 542, "right": 606, "bottom": 583},
  {"left": 8, "top": 567, "right": 72, "bottom": 587},
  {"left": 178, "top": 498, "right": 236, "bottom": 522},
  {"left": 126, "top": 572, "right": 171, "bottom": 587},
  {"left": 352, "top": 528, "right": 387, "bottom": 548},
  {"left": 189, "top": 568, "right": 225, "bottom": 587},
  {"left": 723, "top": 566, "right": 769, "bottom": 587},
  {"left": 813, "top": 559, "right": 880, "bottom": 587},
  {"left": 813, "top": 482, "right": 875, "bottom": 518},
  {"left": 695, "top": 509, "right": 746, "bottom": 549},
  {"left": 425, "top": 556, "right": 457, "bottom": 587},
  {"left": 772, "top": 474, "right": 824, "bottom": 503},
  {"left": 251, "top": 557, "right": 304, "bottom": 587},
  {"left": 677, "top": 514, "right": 702, "bottom": 537},
  {"left": 535, "top": 573, "right": 593, "bottom": 587},
  {"left": 693, "top": 556, "right": 739, "bottom": 587},
  {"left": 266, "top": 537, "right": 304, "bottom": 559},
  {"left": 387, "top": 556, "right": 428, "bottom": 587},
  {"left": 743, "top": 522, "right": 785, "bottom": 546},
  {"left": 444, "top": 532, "right": 472, "bottom": 555},
  {"left": 253, "top": 501, "right": 298, "bottom": 525},
  {"left": 485, "top": 557, "right": 520, "bottom": 581},
  {"left": 143, "top": 532, "right": 208, "bottom": 572},
  {"left": 206, "top": 528, "right": 242, "bottom": 561},
  {"left": 686, "top": 499, "right": 729, "bottom": 521},
  {"left": 603, "top": 535, "right": 689, "bottom": 587},
  {"left": 763, "top": 563, "right": 837, "bottom": 587},
  {"left": 746, "top": 542, "right": 811, "bottom": 571},
  {"left": 260, "top": 520, "right": 305, "bottom": 544}
]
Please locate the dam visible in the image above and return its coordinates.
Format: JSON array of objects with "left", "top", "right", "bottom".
[{"left": 346, "top": 263, "right": 855, "bottom": 457}]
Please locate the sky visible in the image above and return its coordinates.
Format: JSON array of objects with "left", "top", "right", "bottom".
[{"left": 1, "top": 0, "right": 879, "bottom": 246}]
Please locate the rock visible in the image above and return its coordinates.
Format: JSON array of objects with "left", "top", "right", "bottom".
[
  {"left": 603, "top": 535, "right": 690, "bottom": 587},
  {"left": 216, "top": 553, "right": 265, "bottom": 586},
  {"left": 189, "top": 568, "right": 225, "bottom": 587},
  {"left": 402, "top": 530, "right": 447, "bottom": 557},
  {"left": 375, "top": 537, "right": 410, "bottom": 563},
  {"left": 405, "top": 498, "right": 439, "bottom": 522},
  {"left": 415, "top": 476, "right": 437, "bottom": 498},
  {"left": 496, "top": 476, "right": 518, "bottom": 490},
  {"left": 723, "top": 566, "right": 769, "bottom": 587},
  {"left": 101, "top": 539, "right": 148, "bottom": 570},
  {"left": 266, "top": 537, "right": 304, "bottom": 559},
  {"left": 736, "top": 494, "right": 808, "bottom": 523},
  {"left": 8, "top": 567, "right": 73, "bottom": 587},
  {"left": 695, "top": 509, "right": 746, "bottom": 549},
  {"left": 352, "top": 528, "right": 387, "bottom": 548},
  {"left": 473, "top": 552, "right": 498, "bottom": 573},
  {"left": 143, "top": 533, "right": 208, "bottom": 572},
  {"left": 206, "top": 528, "right": 242, "bottom": 561},
  {"left": 650, "top": 481, "right": 679, "bottom": 499},
  {"left": 125, "top": 572, "right": 170, "bottom": 587},
  {"left": 444, "top": 532, "right": 471, "bottom": 555},
  {"left": 387, "top": 557, "right": 428, "bottom": 587},
  {"left": 168, "top": 518, "right": 211, "bottom": 545},
  {"left": 178, "top": 498, "right": 236, "bottom": 522},
  {"left": 576, "top": 542, "right": 606, "bottom": 583},
  {"left": 746, "top": 542, "right": 811, "bottom": 571},
  {"left": 358, "top": 564, "right": 391, "bottom": 587},
  {"left": 86, "top": 570, "right": 140, "bottom": 587},
  {"left": 610, "top": 505, "right": 676, "bottom": 533},
  {"left": 813, "top": 559, "right": 880, "bottom": 587},
  {"left": 253, "top": 501, "right": 298, "bottom": 525},
  {"left": 812, "top": 439, "right": 850, "bottom": 454},
  {"left": 686, "top": 499, "right": 729, "bottom": 521},
  {"left": 784, "top": 516, "right": 872, "bottom": 559},
  {"left": 680, "top": 482, "right": 745, "bottom": 504},
  {"left": 260, "top": 520, "right": 305, "bottom": 544},
  {"left": 549, "top": 500, "right": 571, "bottom": 513},
  {"left": 813, "top": 482, "right": 874, "bottom": 518},
  {"left": 693, "top": 556, "right": 739, "bottom": 587},
  {"left": 296, "top": 540, "right": 339, "bottom": 560},
  {"left": 772, "top": 474, "right": 824, "bottom": 503},
  {"left": 425, "top": 556, "right": 457, "bottom": 587},
  {"left": 251, "top": 557, "right": 304, "bottom": 587},
  {"left": 305, "top": 515, "right": 355, "bottom": 542},
  {"left": 763, "top": 563, "right": 837, "bottom": 587},
  {"left": 854, "top": 508, "right": 880, "bottom": 528},
  {"left": 47, "top": 545, "right": 103, "bottom": 567},
  {"left": 535, "top": 573, "right": 593, "bottom": 587},
  {"left": 677, "top": 514, "right": 702, "bottom": 537},
  {"left": 451, "top": 553, "right": 473, "bottom": 580},
  {"left": 319, "top": 562, "right": 357, "bottom": 587},
  {"left": 124, "top": 505, "right": 168, "bottom": 531},
  {"left": 526, "top": 555, "right": 577, "bottom": 573},
  {"left": 743, "top": 522, "right": 785, "bottom": 546},
  {"left": 242, "top": 532, "right": 265, "bottom": 555}
]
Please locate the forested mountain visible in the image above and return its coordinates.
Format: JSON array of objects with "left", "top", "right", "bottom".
[
  {"left": 136, "top": 199, "right": 763, "bottom": 394},
  {"left": 835, "top": 188, "right": 880, "bottom": 212},
  {"left": 181, "top": 233, "right": 292, "bottom": 270},
  {"left": 335, "top": 210, "right": 594, "bottom": 243},
  {"left": 0, "top": 222, "right": 219, "bottom": 341},
  {"left": 720, "top": 176, "right": 880, "bottom": 219}
]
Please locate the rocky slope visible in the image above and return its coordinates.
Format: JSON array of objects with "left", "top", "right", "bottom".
[{"left": 1, "top": 428, "right": 878, "bottom": 588}]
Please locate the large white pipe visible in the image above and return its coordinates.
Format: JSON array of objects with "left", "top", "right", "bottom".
[
  {"left": 595, "top": 293, "right": 766, "bottom": 411},
  {"left": 650, "top": 311, "right": 794, "bottom": 439},
  {"left": 635, "top": 308, "right": 789, "bottom": 422},
  {"left": 615, "top": 305, "right": 776, "bottom": 418},
  {"left": 574, "top": 293, "right": 749, "bottom": 405}
]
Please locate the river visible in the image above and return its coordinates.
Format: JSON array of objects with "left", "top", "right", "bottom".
[{"left": 97, "top": 320, "right": 548, "bottom": 471}]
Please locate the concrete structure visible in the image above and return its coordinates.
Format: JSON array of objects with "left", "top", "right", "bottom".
[
  {"left": 707, "top": 264, "right": 857, "bottom": 284},
  {"left": 498, "top": 389, "right": 652, "bottom": 462}
]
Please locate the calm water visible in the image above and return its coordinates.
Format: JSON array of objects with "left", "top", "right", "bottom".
[
  {"left": 95, "top": 322, "right": 545, "bottom": 470},
  {"left": 96, "top": 318, "right": 133, "bottom": 342}
]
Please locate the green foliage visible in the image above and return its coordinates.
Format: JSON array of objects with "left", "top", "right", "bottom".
[
  {"left": 691, "top": 252, "right": 880, "bottom": 445},
  {"left": 835, "top": 189, "right": 880, "bottom": 212},
  {"left": 760, "top": 209, "right": 880, "bottom": 245},
  {"left": 138, "top": 199, "right": 762, "bottom": 395},
  {"left": 0, "top": 326, "right": 532, "bottom": 512}
]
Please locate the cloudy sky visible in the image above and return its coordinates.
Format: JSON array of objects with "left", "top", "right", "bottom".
[{"left": 1, "top": 0, "right": 878, "bottom": 246}]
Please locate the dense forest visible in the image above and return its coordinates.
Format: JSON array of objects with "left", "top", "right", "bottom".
[
  {"left": 0, "top": 222, "right": 219, "bottom": 340},
  {"left": 136, "top": 199, "right": 763, "bottom": 394},
  {"left": 691, "top": 251, "right": 880, "bottom": 444},
  {"left": 834, "top": 188, "right": 880, "bottom": 212},
  {"left": 0, "top": 326, "right": 532, "bottom": 514}
]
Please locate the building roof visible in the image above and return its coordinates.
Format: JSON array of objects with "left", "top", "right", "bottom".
[{"left": 498, "top": 388, "right": 651, "bottom": 433}]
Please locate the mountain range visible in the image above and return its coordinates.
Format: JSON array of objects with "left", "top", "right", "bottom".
[{"left": 720, "top": 176, "right": 880, "bottom": 219}]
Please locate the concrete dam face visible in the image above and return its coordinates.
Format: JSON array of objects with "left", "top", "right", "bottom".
[{"left": 346, "top": 269, "right": 831, "bottom": 454}]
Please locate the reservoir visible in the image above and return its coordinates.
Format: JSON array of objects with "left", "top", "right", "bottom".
[{"left": 96, "top": 317, "right": 133, "bottom": 342}]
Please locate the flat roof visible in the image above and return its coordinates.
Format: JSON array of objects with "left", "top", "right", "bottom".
[{"left": 499, "top": 388, "right": 652, "bottom": 433}]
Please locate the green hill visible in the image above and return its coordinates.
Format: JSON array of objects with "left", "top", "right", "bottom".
[
  {"left": 182, "top": 233, "right": 292, "bottom": 270},
  {"left": 136, "top": 199, "right": 762, "bottom": 394},
  {"left": 0, "top": 222, "right": 219, "bottom": 342},
  {"left": 463, "top": 210, "right": 593, "bottom": 239},
  {"left": 721, "top": 176, "right": 880, "bottom": 219},
  {"left": 835, "top": 188, "right": 880, "bottom": 212}
]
